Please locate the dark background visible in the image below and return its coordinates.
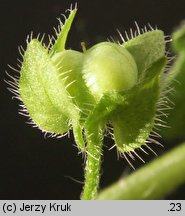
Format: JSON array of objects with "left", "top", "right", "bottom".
[{"left": 0, "top": 0, "right": 185, "bottom": 199}]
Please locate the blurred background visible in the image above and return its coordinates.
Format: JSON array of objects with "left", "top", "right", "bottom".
[{"left": 0, "top": 0, "right": 185, "bottom": 199}]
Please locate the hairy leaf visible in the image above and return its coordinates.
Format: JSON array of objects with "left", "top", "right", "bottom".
[{"left": 162, "top": 25, "right": 185, "bottom": 139}]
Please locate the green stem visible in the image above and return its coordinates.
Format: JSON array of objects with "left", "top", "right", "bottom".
[
  {"left": 81, "top": 129, "right": 103, "bottom": 200},
  {"left": 97, "top": 143, "right": 185, "bottom": 200}
]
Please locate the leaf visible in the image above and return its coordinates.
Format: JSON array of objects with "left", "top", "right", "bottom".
[
  {"left": 50, "top": 7, "right": 77, "bottom": 55},
  {"left": 173, "top": 25, "right": 185, "bottom": 53},
  {"left": 97, "top": 142, "right": 185, "bottom": 200},
  {"left": 161, "top": 25, "right": 185, "bottom": 139}
]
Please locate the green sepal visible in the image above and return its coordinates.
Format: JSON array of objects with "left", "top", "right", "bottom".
[
  {"left": 50, "top": 7, "right": 77, "bottom": 55},
  {"left": 85, "top": 92, "right": 124, "bottom": 129},
  {"left": 19, "top": 39, "right": 69, "bottom": 134},
  {"left": 123, "top": 30, "right": 165, "bottom": 81},
  {"left": 19, "top": 39, "right": 86, "bottom": 150},
  {"left": 112, "top": 58, "right": 166, "bottom": 153}
]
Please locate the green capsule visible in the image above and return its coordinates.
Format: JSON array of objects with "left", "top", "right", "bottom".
[
  {"left": 51, "top": 49, "right": 83, "bottom": 98},
  {"left": 51, "top": 49, "right": 96, "bottom": 121},
  {"left": 82, "top": 42, "right": 138, "bottom": 100}
]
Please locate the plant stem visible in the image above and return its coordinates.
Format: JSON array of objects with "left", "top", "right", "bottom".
[
  {"left": 97, "top": 143, "right": 185, "bottom": 200},
  {"left": 81, "top": 129, "right": 103, "bottom": 200}
]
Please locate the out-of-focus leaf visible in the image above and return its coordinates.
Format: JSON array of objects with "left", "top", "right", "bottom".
[{"left": 161, "top": 25, "right": 185, "bottom": 139}]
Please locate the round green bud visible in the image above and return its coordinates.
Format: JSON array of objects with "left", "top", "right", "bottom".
[{"left": 82, "top": 42, "right": 138, "bottom": 99}]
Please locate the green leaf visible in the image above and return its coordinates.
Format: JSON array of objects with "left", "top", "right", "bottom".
[
  {"left": 50, "top": 7, "right": 77, "bottom": 55},
  {"left": 97, "top": 142, "right": 185, "bottom": 200},
  {"left": 161, "top": 25, "right": 185, "bottom": 139},
  {"left": 173, "top": 25, "right": 185, "bottom": 53}
]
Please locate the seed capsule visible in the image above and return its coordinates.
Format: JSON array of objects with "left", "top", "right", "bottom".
[
  {"left": 52, "top": 49, "right": 83, "bottom": 96},
  {"left": 52, "top": 49, "right": 96, "bottom": 113},
  {"left": 82, "top": 42, "right": 138, "bottom": 99}
]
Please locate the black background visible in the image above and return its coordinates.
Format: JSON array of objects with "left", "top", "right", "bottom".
[{"left": 0, "top": 0, "right": 185, "bottom": 199}]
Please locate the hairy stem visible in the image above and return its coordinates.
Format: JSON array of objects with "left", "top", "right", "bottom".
[
  {"left": 81, "top": 129, "right": 103, "bottom": 200},
  {"left": 97, "top": 143, "right": 185, "bottom": 200}
]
